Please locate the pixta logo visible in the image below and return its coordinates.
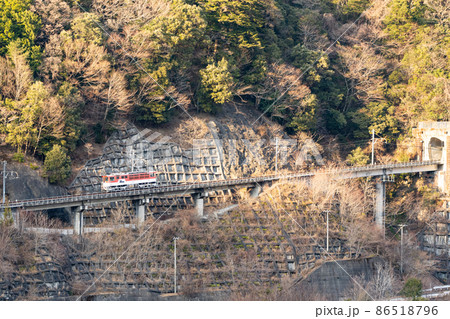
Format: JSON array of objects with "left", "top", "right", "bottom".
[
  {"left": 193, "top": 138, "right": 324, "bottom": 168},
  {"left": 124, "top": 128, "right": 175, "bottom": 169},
  {"left": 123, "top": 128, "right": 324, "bottom": 170}
]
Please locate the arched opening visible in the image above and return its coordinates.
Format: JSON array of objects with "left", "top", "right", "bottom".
[{"left": 428, "top": 137, "right": 444, "bottom": 161}]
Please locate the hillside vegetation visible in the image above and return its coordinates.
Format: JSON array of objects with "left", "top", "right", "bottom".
[
  {"left": 0, "top": 0, "right": 449, "bottom": 173},
  {"left": 0, "top": 179, "right": 434, "bottom": 300}
]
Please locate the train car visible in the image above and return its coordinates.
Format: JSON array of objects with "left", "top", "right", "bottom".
[{"left": 102, "top": 171, "right": 158, "bottom": 191}]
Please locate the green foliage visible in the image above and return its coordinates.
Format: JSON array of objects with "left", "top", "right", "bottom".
[
  {"left": 365, "top": 102, "right": 400, "bottom": 142},
  {"left": 200, "top": 0, "right": 265, "bottom": 49},
  {"left": 334, "top": 0, "right": 371, "bottom": 20},
  {"left": 3, "top": 61, "right": 82, "bottom": 154},
  {"left": 135, "top": 0, "right": 209, "bottom": 123},
  {"left": 287, "top": 95, "right": 317, "bottom": 133},
  {"left": 12, "top": 152, "right": 24, "bottom": 163},
  {"left": 418, "top": 185, "right": 441, "bottom": 209},
  {"left": 395, "top": 150, "right": 412, "bottom": 163},
  {"left": 0, "top": 0, "right": 446, "bottom": 174},
  {"left": 147, "top": 0, "right": 207, "bottom": 53},
  {"left": 346, "top": 147, "right": 370, "bottom": 166},
  {"left": 43, "top": 144, "right": 71, "bottom": 184},
  {"left": 57, "top": 82, "right": 84, "bottom": 152},
  {"left": 65, "top": 0, "right": 92, "bottom": 7},
  {"left": 136, "top": 102, "right": 171, "bottom": 124},
  {"left": 291, "top": 45, "right": 346, "bottom": 134},
  {"left": 389, "top": 29, "right": 450, "bottom": 122},
  {"left": 291, "top": 46, "right": 329, "bottom": 85},
  {"left": 199, "top": 58, "right": 234, "bottom": 111},
  {"left": 93, "top": 123, "right": 105, "bottom": 144},
  {"left": 401, "top": 278, "right": 423, "bottom": 300},
  {"left": 241, "top": 56, "right": 267, "bottom": 85},
  {"left": 133, "top": 65, "right": 172, "bottom": 124},
  {"left": 143, "top": 0, "right": 208, "bottom": 79},
  {"left": 5, "top": 90, "right": 38, "bottom": 154},
  {"left": 384, "top": 0, "right": 428, "bottom": 38},
  {"left": 6, "top": 81, "right": 50, "bottom": 155},
  {"left": 379, "top": 1, "right": 449, "bottom": 137},
  {"left": 68, "top": 12, "right": 103, "bottom": 45},
  {"left": 0, "top": 0, "right": 41, "bottom": 57},
  {"left": 325, "top": 109, "right": 347, "bottom": 133},
  {"left": 0, "top": 205, "right": 13, "bottom": 227}
]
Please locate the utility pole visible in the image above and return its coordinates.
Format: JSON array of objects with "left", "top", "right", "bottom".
[
  {"left": 399, "top": 225, "right": 406, "bottom": 274},
  {"left": 173, "top": 237, "right": 179, "bottom": 293},
  {"left": 371, "top": 129, "right": 375, "bottom": 165},
  {"left": 2, "top": 161, "right": 5, "bottom": 205},
  {"left": 1, "top": 161, "right": 17, "bottom": 206},
  {"left": 326, "top": 210, "right": 329, "bottom": 252},
  {"left": 275, "top": 137, "right": 278, "bottom": 174},
  {"left": 1, "top": 161, "right": 18, "bottom": 221}
]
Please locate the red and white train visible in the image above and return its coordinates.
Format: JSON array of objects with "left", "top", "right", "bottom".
[{"left": 102, "top": 171, "right": 158, "bottom": 191}]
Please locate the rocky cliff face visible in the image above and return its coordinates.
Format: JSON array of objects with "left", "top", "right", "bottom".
[
  {"left": 5, "top": 163, "right": 67, "bottom": 202},
  {"left": 295, "top": 257, "right": 384, "bottom": 300},
  {"left": 3, "top": 162, "right": 69, "bottom": 221}
]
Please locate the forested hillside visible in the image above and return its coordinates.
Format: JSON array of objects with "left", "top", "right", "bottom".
[{"left": 0, "top": 0, "right": 449, "bottom": 178}]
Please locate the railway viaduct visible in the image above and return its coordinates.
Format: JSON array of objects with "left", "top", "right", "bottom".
[
  {"left": 1, "top": 121, "right": 449, "bottom": 235},
  {"left": 0, "top": 161, "right": 442, "bottom": 234}
]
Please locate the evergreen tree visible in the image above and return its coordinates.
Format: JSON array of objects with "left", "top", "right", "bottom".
[
  {"left": 346, "top": 147, "right": 370, "bottom": 166},
  {"left": 43, "top": 145, "right": 71, "bottom": 184},
  {"left": 0, "top": 0, "right": 41, "bottom": 67},
  {"left": 199, "top": 58, "right": 234, "bottom": 112}
]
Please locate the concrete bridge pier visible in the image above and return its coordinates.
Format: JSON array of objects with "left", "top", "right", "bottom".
[
  {"left": 250, "top": 184, "right": 262, "bottom": 198},
  {"left": 11, "top": 207, "right": 19, "bottom": 228},
  {"left": 193, "top": 192, "right": 208, "bottom": 217},
  {"left": 375, "top": 179, "right": 386, "bottom": 231},
  {"left": 133, "top": 199, "right": 148, "bottom": 224},
  {"left": 72, "top": 206, "right": 84, "bottom": 235}
]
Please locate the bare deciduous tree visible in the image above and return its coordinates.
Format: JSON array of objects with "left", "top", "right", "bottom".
[
  {"left": 0, "top": 43, "right": 33, "bottom": 101},
  {"left": 101, "top": 71, "right": 134, "bottom": 124},
  {"left": 32, "top": 0, "right": 72, "bottom": 41},
  {"left": 34, "top": 95, "right": 66, "bottom": 155},
  {"left": 424, "top": 0, "right": 450, "bottom": 26},
  {"left": 61, "top": 37, "right": 110, "bottom": 98},
  {"left": 338, "top": 43, "right": 387, "bottom": 109},
  {"left": 239, "top": 62, "right": 312, "bottom": 122},
  {"left": 0, "top": 226, "right": 19, "bottom": 273},
  {"left": 347, "top": 262, "right": 399, "bottom": 301},
  {"left": 92, "top": 0, "right": 170, "bottom": 31}
]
